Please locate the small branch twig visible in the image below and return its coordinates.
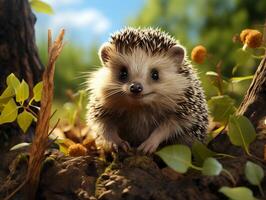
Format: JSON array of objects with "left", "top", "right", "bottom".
[
  {"left": 216, "top": 61, "right": 223, "bottom": 95},
  {"left": 25, "top": 29, "right": 65, "bottom": 200}
]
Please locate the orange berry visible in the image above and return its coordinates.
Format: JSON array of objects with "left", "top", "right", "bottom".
[
  {"left": 240, "top": 29, "right": 252, "bottom": 43},
  {"left": 245, "top": 30, "right": 263, "bottom": 48},
  {"left": 68, "top": 143, "right": 87, "bottom": 157},
  {"left": 191, "top": 45, "right": 207, "bottom": 64}
]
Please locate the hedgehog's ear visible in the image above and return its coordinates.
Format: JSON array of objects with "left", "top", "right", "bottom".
[
  {"left": 98, "top": 42, "right": 113, "bottom": 65},
  {"left": 169, "top": 44, "right": 186, "bottom": 64}
]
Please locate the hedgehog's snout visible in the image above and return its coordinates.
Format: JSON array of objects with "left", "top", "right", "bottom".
[{"left": 129, "top": 82, "right": 143, "bottom": 94}]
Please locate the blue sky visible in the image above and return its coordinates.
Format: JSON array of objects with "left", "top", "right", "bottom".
[{"left": 35, "top": 0, "right": 145, "bottom": 47}]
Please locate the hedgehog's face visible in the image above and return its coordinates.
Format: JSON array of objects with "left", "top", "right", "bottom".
[{"left": 98, "top": 43, "right": 190, "bottom": 110}]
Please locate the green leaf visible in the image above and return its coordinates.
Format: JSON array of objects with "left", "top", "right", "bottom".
[
  {"left": 0, "top": 86, "right": 15, "bottom": 104},
  {"left": 207, "top": 125, "right": 225, "bottom": 143},
  {"left": 0, "top": 99, "right": 18, "bottom": 124},
  {"left": 156, "top": 145, "right": 192, "bottom": 173},
  {"left": 16, "top": 80, "right": 29, "bottom": 103},
  {"left": 231, "top": 76, "right": 253, "bottom": 84},
  {"left": 17, "top": 110, "right": 34, "bottom": 133},
  {"left": 228, "top": 115, "right": 256, "bottom": 155},
  {"left": 205, "top": 71, "right": 229, "bottom": 93},
  {"left": 202, "top": 157, "right": 222, "bottom": 176},
  {"left": 191, "top": 141, "right": 216, "bottom": 165},
  {"left": 63, "top": 102, "right": 77, "bottom": 125},
  {"left": 206, "top": 71, "right": 219, "bottom": 85},
  {"left": 219, "top": 186, "right": 257, "bottom": 200},
  {"left": 245, "top": 161, "right": 264, "bottom": 186},
  {"left": 10, "top": 142, "right": 31, "bottom": 151},
  {"left": 208, "top": 95, "right": 236, "bottom": 124},
  {"left": 30, "top": 0, "right": 54, "bottom": 14},
  {"left": 33, "top": 81, "right": 43, "bottom": 102},
  {"left": 234, "top": 48, "right": 252, "bottom": 66},
  {"left": 6, "top": 73, "right": 20, "bottom": 91}
]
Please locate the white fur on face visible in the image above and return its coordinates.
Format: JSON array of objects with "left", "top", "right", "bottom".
[{"left": 89, "top": 48, "right": 190, "bottom": 111}]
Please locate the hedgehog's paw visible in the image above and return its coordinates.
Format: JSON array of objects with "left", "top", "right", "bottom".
[
  {"left": 106, "top": 139, "right": 131, "bottom": 153},
  {"left": 138, "top": 135, "right": 160, "bottom": 154}
]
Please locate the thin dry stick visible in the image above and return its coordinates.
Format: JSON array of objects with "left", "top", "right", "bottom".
[
  {"left": 216, "top": 61, "right": 223, "bottom": 95},
  {"left": 26, "top": 29, "right": 65, "bottom": 200},
  {"left": 25, "top": 29, "right": 65, "bottom": 200}
]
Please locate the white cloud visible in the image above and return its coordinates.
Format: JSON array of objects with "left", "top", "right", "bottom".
[{"left": 49, "top": 9, "right": 111, "bottom": 34}]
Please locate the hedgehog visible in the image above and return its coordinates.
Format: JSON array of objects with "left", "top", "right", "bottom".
[{"left": 86, "top": 27, "right": 208, "bottom": 154}]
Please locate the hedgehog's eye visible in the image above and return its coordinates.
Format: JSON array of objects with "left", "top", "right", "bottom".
[
  {"left": 119, "top": 67, "right": 128, "bottom": 82},
  {"left": 151, "top": 68, "right": 159, "bottom": 81}
]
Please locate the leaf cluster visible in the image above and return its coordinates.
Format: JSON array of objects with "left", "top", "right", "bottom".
[{"left": 0, "top": 73, "right": 43, "bottom": 133}]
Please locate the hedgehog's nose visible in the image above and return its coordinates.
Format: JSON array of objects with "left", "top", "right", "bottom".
[{"left": 130, "top": 82, "right": 143, "bottom": 94}]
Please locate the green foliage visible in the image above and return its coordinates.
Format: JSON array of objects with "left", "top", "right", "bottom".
[
  {"left": 30, "top": 0, "right": 54, "bottom": 15},
  {"left": 208, "top": 95, "right": 236, "bottom": 124},
  {"left": 0, "top": 99, "right": 18, "bottom": 124},
  {"left": 245, "top": 161, "right": 264, "bottom": 186},
  {"left": 205, "top": 71, "right": 229, "bottom": 95},
  {"left": 7, "top": 73, "right": 20, "bottom": 91},
  {"left": 54, "top": 139, "right": 70, "bottom": 155},
  {"left": 38, "top": 42, "right": 100, "bottom": 100},
  {"left": 33, "top": 82, "right": 43, "bottom": 102},
  {"left": 157, "top": 144, "right": 227, "bottom": 178},
  {"left": 233, "top": 49, "right": 252, "bottom": 67},
  {"left": 16, "top": 80, "right": 29, "bottom": 104},
  {"left": 230, "top": 75, "right": 254, "bottom": 84},
  {"left": 219, "top": 186, "right": 257, "bottom": 200},
  {"left": 202, "top": 157, "right": 222, "bottom": 176},
  {"left": 191, "top": 141, "right": 216, "bottom": 165},
  {"left": 0, "top": 86, "right": 15, "bottom": 105},
  {"left": 0, "top": 73, "right": 42, "bottom": 133},
  {"left": 156, "top": 145, "right": 192, "bottom": 173},
  {"left": 17, "top": 110, "right": 35, "bottom": 133},
  {"left": 62, "top": 90, "right": 86, "bottom": 126},
  {"left": 245, "top": 161, "right": 265, "bottom": 197},
  {"left": 0, "top": 73, "right": 20, "bottom": 104},
  {"left": 228, "top": 115, "right": 256, "bottom": 155}
]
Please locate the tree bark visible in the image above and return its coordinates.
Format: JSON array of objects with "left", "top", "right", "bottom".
[
  {"left": 237, "top": 55, "right": 266, "bottom": 129},
  {"left": 0, "top": 0, "right": 43, "bottom": 92}
]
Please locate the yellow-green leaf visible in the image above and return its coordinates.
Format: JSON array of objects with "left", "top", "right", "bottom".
[
  {"left": 191, "top": 141, "right": 216, "bottom": 165},
  {"left": 208, "top": 95, "right": 236, "bottom": 124},
  {"left": 30, "top": 0, "right": 54, "bottom": 14},
  {"left": 231, "top": 76, "right": 254, "bottom": 83},
  {"left": 156, "top": 145, "right": 192, "bottom": 173},
  {"left": 233, "top": 48, "right": 252, "bottom": 66},
  {"left": 228, "top": 115, "right": 256, "bottom": 155},
  {"left": 33, "top": 81, "right": 43, "bottom": 102},
  {"left": 207, "top": 125, "right": 225, "bottom": 143},
  {"left": 245, "top": 161, "right": 264, "bottom": 186},
  {"left": 17, "top": 110, "right": 34, "bottom": 133},
  {"left": 219, "top": 186, "right": 257, "bottom": 200},
  {"left": 0, "top": 99, "right": 18, "bottom": 124},
  {"left": 16, "top": 80, "right": 29, "bottom": 103},
  {"left": 202, "top": 157, "right": 222, "bottom": 176},
  {"left": 205, "top": 71, "right": 229, "bottom": 93},
  {"left": 6, "top": 73, "right": 20, "bottom": 91},
  {"left": 0, "top": 86, "right": 15, "bottom": 104}
]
